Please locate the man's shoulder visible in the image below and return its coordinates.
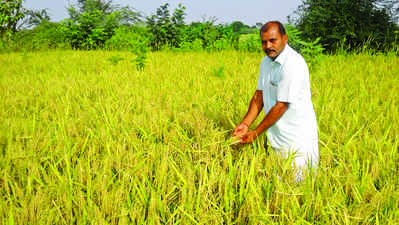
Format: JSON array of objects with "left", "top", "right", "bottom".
[{"left": 282, "top": 45, "right": 308, "bottom": 70}]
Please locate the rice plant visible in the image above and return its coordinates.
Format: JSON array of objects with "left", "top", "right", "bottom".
[{"left": 0, "top": 50, "right": 398, "bottom": 224}]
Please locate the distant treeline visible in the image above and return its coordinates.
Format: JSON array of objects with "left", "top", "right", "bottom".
[{"left": 0, "top": 0, "right": 398, "bottom": 55}]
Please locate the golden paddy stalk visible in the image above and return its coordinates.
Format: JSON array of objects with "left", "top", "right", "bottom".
[{"left": 0, "top": 50, "right": 398, "bottom": 224}]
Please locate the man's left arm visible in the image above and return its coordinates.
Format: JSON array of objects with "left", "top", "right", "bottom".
[{"left": 240, "top": 101, "right": 288, "bottom": 143}]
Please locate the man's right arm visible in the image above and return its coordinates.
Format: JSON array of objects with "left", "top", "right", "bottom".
[{"left": 233, "top": 90, "right": 264, "bottom": 136}]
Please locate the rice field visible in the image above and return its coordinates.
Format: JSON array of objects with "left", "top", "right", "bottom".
[{"left": 0, "top": 50, "right": 398, "bottom": 224}]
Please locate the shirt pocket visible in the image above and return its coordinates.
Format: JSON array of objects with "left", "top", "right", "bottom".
[{"left": 269, "top": 72, "right": 280, "bottom": 100}]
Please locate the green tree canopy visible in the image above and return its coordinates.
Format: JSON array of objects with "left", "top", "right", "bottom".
[
  {"left": 293, "top": 0, "right": 398, "bottom": 52},
  {"left": 229, "top": 21, "right": 256, "bottom": 34},
  {"left": 64, "top": 0, "right": 141, "bottom": 49},
  {"left": 0, "top": 0, "right": 25, "bottom": 36},
  {"left": 20, "top": 9, "right": 51, "bottom": 28},
  {"left": 146, "top": 3, "right": 186, "bottom": 50}
]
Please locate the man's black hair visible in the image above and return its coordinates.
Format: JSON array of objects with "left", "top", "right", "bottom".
[{"left": 260, "top": 21, "right": 287, "bottom": 36}]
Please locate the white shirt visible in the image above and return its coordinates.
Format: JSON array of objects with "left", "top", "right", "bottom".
[{"left": 257, "top": 44, "right": 318, "bottom": 154}]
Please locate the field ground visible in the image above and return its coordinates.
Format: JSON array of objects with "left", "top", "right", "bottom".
[{"left": 1, "top": 50, "right": 398, "bottom": 224}]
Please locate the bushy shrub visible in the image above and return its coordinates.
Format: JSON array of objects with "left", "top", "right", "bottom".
[
  {"left": 26, "top": 22, "right": 68, "bottom": 50},
  {"left": 0, "top": 38, "right": 9, "bottom": 53},
  {"left": 132, "top": 42, "right": 147, "bottom": 71},
  {"left": 62, "top": 10, "right": 120, "bottom": 49},
  {"left": 182, "top": 22, "right": 220, "bottom": 50},
  {"left": 210, "top": 27, "right": 238, "bottom": 51},
  {"left": 179, "top": 39, "right": 203, "bottom": 51},
  {"left": 146, "top": 3, "right": 186, "bottom": 50},
  {"left": 0, "top": 22, "right": 68, "bottom": 52},
  {"left": 105, "top": 26, "right": 149, "bottom": 51},
  {"left": 212, "top": 38, "right": 232, "bottom": 51},
  {"left": 285, "top": 24, "right": 324, "bottom": 67},
  {"left": 238, "top": 34, "right": 260, "bottom": 52},
  {"left": 292, "top": 0, "right": 398, "bottom": 52}
]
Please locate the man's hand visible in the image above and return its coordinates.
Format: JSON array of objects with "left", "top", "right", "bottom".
[
  {"left": 233, "top": 122, "right": 249, "bottom": 137},
  {"left": 240, "top": 130, "right": 258, "bottom": 144}
]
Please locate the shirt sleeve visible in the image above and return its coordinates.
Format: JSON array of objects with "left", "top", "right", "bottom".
[{"left": 277, "top": 63, "right": 306, "bottom": 103}]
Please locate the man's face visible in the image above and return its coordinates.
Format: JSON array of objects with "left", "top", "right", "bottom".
[{"left": 261, "top": 25, "right": 288, "bottom": 60}]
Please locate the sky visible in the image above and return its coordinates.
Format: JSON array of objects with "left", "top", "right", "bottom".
[{"left": 23, "top": 0, "right": 302, "bottom": 26}]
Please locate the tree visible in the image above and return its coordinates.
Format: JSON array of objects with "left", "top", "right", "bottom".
[
  {"left": 292, "top": 0, "right": 398, "bottom": 52},
  {"left": 68, "top": 0, "right": 113, "bottom": 21},
  {"left": 230, "top": 21, "right": 246, "bottom": 33},
  {"left": 170, "top": 3, "right": 186, "bottom": 47},
  {"left": 146, "top": 3, "right": 186, "bottom": 50},
  {"left": 67, "top": 0, "right": 141, "bottom": 25},
  {"left": 19, "top": 9, "right": 50, "bottom": 28},
  {"left": 0, "top": 0, "right": 25, "bottom": 36},
  {"left": 64, "top": 0, "right": 141, "bottom": 49},
  {"left": 184, "top": 21, "right": 219, "bottom": 49},
  {"left": 375, "top": 0, "right": 399, "bottom": 24}
]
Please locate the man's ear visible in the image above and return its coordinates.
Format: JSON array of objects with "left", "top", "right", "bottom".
[{"left": 283, "top": 34, "right": 288, "bottom": 44}]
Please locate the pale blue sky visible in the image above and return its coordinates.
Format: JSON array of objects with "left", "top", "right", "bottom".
[{"left": 23, "top": 0, "right": 302, "bottom": 26}]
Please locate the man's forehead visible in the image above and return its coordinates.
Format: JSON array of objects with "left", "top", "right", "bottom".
[
  {"left": 261, "top": 28, "right": 281, "bottom": 38},
  {"left": 264, "top": 23, "right": 279, "bottom": 32}
]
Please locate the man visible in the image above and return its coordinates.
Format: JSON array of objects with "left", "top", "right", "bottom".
[{"left": 233, "top": 21, "right": 318, "bottom": 179}]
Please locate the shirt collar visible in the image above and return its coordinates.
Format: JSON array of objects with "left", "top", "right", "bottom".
[{"left": 274, "top": 44, "right": 290, "bottom": 65}]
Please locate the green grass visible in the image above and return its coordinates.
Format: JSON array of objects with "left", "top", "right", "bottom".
[{"left": 0, "top": 50, "right": 398, "bottom": 224}]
